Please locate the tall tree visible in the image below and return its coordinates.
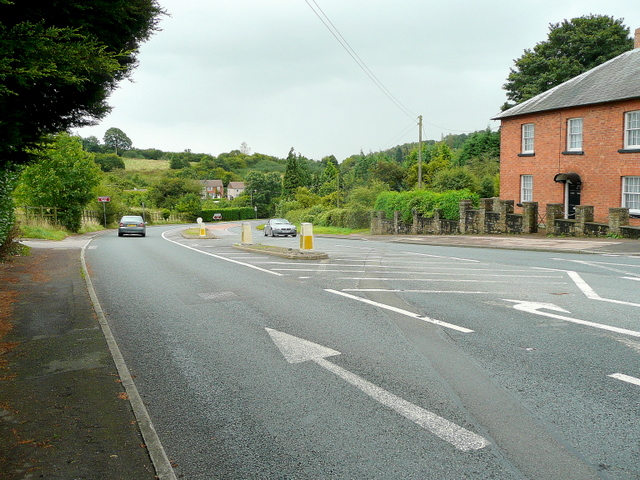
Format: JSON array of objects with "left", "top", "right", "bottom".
[
  {"left": 0, "top": 0, "right": 163, "bottom": 167},
  {"left": 282, "top": 148, "right": 304, "bottom": 198},
  {"left": 103, "top": 127, "right": 132, "bottom": 155},
  {"left": 244, "top": 171, "right": 282, "bottom": 218},
  {"left": 13, "top": 134, "right": 101, "bottom": 232},
  {"left": 502, "top": 15, "right": 633, "bottom": 108}
]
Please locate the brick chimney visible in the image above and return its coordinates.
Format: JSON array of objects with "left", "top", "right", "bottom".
[{"left": 636, "top": 28, "right": 640, "bottom": 49}]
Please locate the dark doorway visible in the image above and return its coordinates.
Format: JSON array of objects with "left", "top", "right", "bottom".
[
  {"left": 554, "top": 172, "right": 582, "bottom": 219},
  {"left": 567, "top": 182, "right": 581, "bottom": 219}
]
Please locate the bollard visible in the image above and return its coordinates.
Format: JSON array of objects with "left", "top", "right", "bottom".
[
  {"left": 197, "top": 217, "right": 206, "bottom": 237},
  {"left": 241, "top": 222, "right": 253, "bottom": 245},
  {"left": 299, "top": 222, "right": 314, "bottom": 251}
]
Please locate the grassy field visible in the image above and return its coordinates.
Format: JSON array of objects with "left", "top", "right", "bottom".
[{"left": 123, "top": 158, "right": 170, "bottom": 171}]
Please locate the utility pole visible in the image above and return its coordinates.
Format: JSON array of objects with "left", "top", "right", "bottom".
[{"left": 417, "top": 115, "right": 423, "bottom": 189}]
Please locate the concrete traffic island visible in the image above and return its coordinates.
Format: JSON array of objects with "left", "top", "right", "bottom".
[
  {"left": 232, "top": 243, "right": 328, "bottom": 259},
  {"left": 180, "top": 227, "right": 219, "bottom": 239}
]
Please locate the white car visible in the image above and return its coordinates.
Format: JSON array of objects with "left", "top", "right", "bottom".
[{"left": 264, "top": 218, "right": 297, "bottom": 237}]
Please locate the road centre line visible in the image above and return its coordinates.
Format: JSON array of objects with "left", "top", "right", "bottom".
[
  {"left": 325, "top": 289, "right": 474, "bottom": 333},
  {"left": 272, "top": 268, "right": 560, "bottom": 278},
  {"left": 260, "top": 262, "right": 537, "bottom": 272},
  {"left": 337, "top": 277, "right": 567, "bottom": 284},
  {"left": 328, "top": 244, "right": 480, "bottom": 263},
  {"left": 344, "top": 289, "right": 498, "bottom": 294},
  {"left": 551, "top": 257, "right": 640, "bottom": 277},
  {"left": 161, "top": 229, "right": 283, "bottom": 276},
  {"left": 552, "top": 257, "right": 640, "bottom": 269},
  {"left": 608, "top": 373, "right": 640, "bottom": 387},
  {"left": 405, "top": 252, "right": 481, "bottom": 262}
]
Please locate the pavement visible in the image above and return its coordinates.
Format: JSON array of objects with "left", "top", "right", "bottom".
[{"left": 1, "top": 231, "right": 638, "bottom": 479}]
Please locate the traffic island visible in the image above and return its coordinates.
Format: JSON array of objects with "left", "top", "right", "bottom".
[
  {"left": 180, "top": 228, "right": 219, "bottom": 239},
  {"left": 233, "top": 243, "right": 328, "bottom": 259}
]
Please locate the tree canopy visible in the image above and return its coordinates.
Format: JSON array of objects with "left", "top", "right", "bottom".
[
  {"left": 103, "top": 128, "right": 133, "bottom": 155},
  {"left": 0, "top": 0, "right": 164, "bottom": 167},
  {"left": 502, "top": 15, "right": 633, "bottom": 108},
  {"left": 13, "top": 133, "right": 101, "bottom": 232}
]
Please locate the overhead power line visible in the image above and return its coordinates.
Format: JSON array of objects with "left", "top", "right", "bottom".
[{"left": 304, "top": 0, "right": 417, "bottom": 121}]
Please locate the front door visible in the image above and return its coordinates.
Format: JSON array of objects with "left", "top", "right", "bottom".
[{"left": 566, "top": 182, "right": 581, "bottom": 219}]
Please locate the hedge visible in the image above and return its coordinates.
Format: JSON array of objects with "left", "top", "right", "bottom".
[
  {"left": 374, "top": 189, "right": 479, "bottom": 222},
  {"left": 199, "top": 207, "right": 255, "bottom": 222}
]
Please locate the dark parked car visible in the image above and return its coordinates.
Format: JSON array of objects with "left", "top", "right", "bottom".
[
  {"left": 264, "top": 218, "right": 297, "bottom": 237},
  {"left": 118, "top": 215, "right": 146, "bottom": 237}
]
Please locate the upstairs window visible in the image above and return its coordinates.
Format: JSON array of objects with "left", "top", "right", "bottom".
[
  {"left": 567, "top": 118, "right": 583, "bottom": 151},
  {"left": 522, "top": 124, "right": 534, "bottom": 154},
  {"left": 625, "top": 111, "right": 640, "bottom": 149},
  {"left": 520, "top": 175, "right": 533, "bottom": 202},
  {"left": 622, "top": 176, "right": 640, "bottom": 210}
]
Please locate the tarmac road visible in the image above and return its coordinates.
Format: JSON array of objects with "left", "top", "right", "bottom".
[{"left": 1, "top": 228, "right": 639, "bottom": 479}]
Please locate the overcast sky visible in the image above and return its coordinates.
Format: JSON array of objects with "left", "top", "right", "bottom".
[{"left": 75, "top": 0, "right": 640, "bottom": 161}]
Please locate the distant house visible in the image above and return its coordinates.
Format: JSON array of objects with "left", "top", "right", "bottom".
[
  {"left": 199, "top": 180, "right": 223, "bottom": 199},
  {"left": 492, "top": 28, "right": 640, "bottom": 226},
  {"left": 226, "top": 181, "right": 245, "bottom": 200}
]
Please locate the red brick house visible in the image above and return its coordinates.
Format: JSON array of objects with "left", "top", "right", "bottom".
[
  {"left": 199, "top": 179, "right": 224, "bottom": 199},
  {"left": 493, "top": 28, "right": 640, "bottom": 226}
]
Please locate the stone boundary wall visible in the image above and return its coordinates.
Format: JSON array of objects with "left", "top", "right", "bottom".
[{"left": 371, "top": 198, "right": 640, "bottom": 239}]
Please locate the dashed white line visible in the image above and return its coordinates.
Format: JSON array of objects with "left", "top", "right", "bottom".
[
  {"left": 608, "top": 373, "right": 640, "bottom": 387},
  {"left": 325, "top": 289, "right": 474, "bottom": 333}
]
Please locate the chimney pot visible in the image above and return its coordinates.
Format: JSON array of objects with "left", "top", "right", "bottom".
[{"left": 635, "top": 28, "right": 640, "bottom": 49}]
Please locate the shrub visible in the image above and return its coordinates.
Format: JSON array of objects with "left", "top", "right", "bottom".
[
  {"left": 374, "top": 189, "right": 479, "bottom": 222},
  {"left": 200, "top": 207, "right": 254, "bottom": 222}
]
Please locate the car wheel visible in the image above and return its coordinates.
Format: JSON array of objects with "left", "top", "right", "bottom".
[
  {"left": 141, "top": 233, "right": 146, "bottom": 237},
  {"left": 293, "top": 233, "right": 297, "bottom": 237},
  {"left": 118, "top": 232, "right": 123, "bottom": 237},
  {"left": 271, "top": 231, "right": 275, "bottom": 237}
]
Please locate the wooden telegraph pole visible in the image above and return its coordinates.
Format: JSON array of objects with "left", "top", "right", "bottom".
[{"left": 417, "top": 115, "right": 423, "bottom": 189}]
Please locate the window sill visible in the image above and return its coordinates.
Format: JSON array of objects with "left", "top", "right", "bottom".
[
  {"left": 562, "top": 150, "right": 584, "bottom": 155},
  {"left": 618, "top": 148, "right": 640, "bottom": 153},
  {"left": 518, "top": 153, "right": 535, "bottom": 157}
]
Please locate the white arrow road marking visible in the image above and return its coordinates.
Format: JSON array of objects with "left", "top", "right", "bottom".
[
  {"left": 325, "top": 289, "right": 474, "bottom": 333},
  {"left": 265, "top": 328, "right": 489, "bottom": 452},
  {"left": 504, "top": 300, "right": 640, "bottom": 338},
  {"left": 608, "top": 373, "right": 640, "bottom": 387}
]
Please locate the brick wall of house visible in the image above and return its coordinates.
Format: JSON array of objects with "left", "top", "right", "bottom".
[{"left": 499, "top": 98, "right": 640, "bottom": 225}]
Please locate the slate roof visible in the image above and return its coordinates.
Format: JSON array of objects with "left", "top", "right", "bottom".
[
  {"left": 493, "top": 47, "right": 640, "bottom": 120},
  {"left": 199, "top": 179, "right": 223, "bottom": 188}
]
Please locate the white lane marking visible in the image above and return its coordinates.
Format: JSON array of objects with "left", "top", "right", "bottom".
[
  {"left": 409, "top": 252, "right": 481, "bottom": 263},
  {"left": 566, "top": 271, "right": 640, "bottom": 308},
  {"left": 623, "top": 277, "right": 640, "bottom": 282},
  {"left": 272, "top": 268, "right": 559, "bottom": 278},
  {"left": 504, "top": 300, "right": 640, "bottom": 338},
  {"left": 344, "top": 289, "right": 497, "bottom": 294},
  {"left": 608, "top": 373, "right": 640, "bottom": 387},
  {"left": 266, "top": 328, "right": 489, "bottom": 451},
  {"left": 161, "top": 229, "right": 283, "bottom": 276},
  {"left": 337, "top": 277, "right": 567, "bottom": 284},
  {"left": 328, "top": 245, "right": 481, "bottom": 263},
  {"left": 325, "top": 289, "right": 474, "bottom": 333},
  {"left": 552, "top": 257, "right": 640, "bottom": 272}
]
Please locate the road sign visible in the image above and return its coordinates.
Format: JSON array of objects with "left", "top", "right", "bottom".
[{"left": 98, "top": 196, "right": 111, "bottom": 202}]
